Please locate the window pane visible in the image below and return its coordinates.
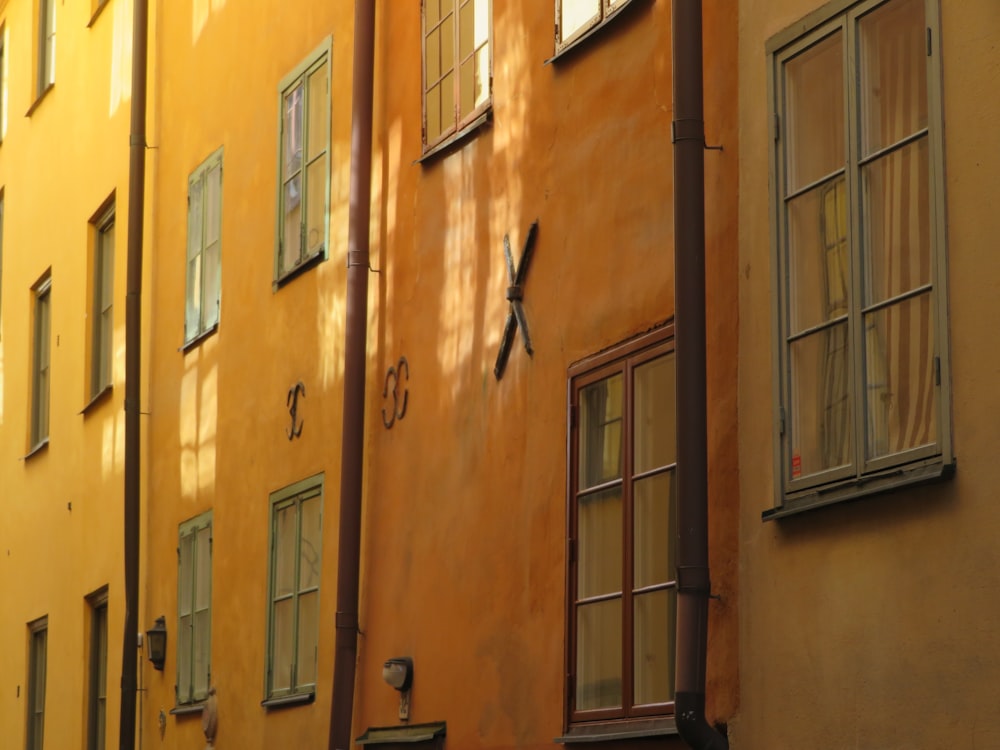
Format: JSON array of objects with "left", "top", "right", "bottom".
[
  {"left": 305, "top": 158, "right": 326, "bottom": 256},
  {"left": 864, "top": 292, "right": 934, "bottom": 459},
  {"left": 195, "top": 526, "right": 211, "bottom": 610},
  {"left": 307, "top": 66, "right": 328, "bottom": 161},
  {"left": 178, "top": 612, "right": 192, "bottom": 700},
  {"left": 633, "top": 354, "right": 676, "bottom": 473},
  {"left": 576, "top": 599, "right": 622, "bottom": 711},
  {"left": 458, "top": 0, "right": 475, "bottom": 59},
  {"left": 439, "top": 13, "right": 455, "bottom": 76},
  {"left": 205, "top": 166, "right": 220, "bottom": 247},
  {"left": 193, "top": 608, "right": 210, "bottom": 697},
  {"left": 296, "top": 590, "right": 319, "bottom": 686},
  {"left": 186, "top": 178, "right": 203, "bottom": 338},
  {"left": 271, "top": 598, "right": 293, "bottom": 692},
  {"left": 633, "top": 470, "right": 674, "bottom": 589},
  {"left": 561, "top": 0, "right": 600, "bottom": 42},
  {"left": 859, "top": 0, "right": 927, "bottom": 156},
  {"left": 862, "top": 138, "right": 930, "bottom": 306},
  {"left": 579, "top": 374, "right": 623, "bottom": 489},
  {"left": 274, "top": 504, "right": 296, "bottom": 597},
  {"left": 282, "top": 175, "right": 302, "bottom": 272},
  {"left": 299, "top": 495, "right": 322, "bottom": 590},
  {"left": 787, "top": 177, "right": 850, "bottom": 334},
  {"left": 784, "top": 31, "right": 844, "bottom": 193},
  {"left": 578, "top": 487, "right": 622, "bottom": 599},
  {"left": 789, "top": 324, "right": 852, "bottom": 478},
  {"left": 202, "top": 241, "right": 220, "bottom": 329},
  {"left": 425, "top": 0, "right": 442, "bottom": 27},
  {"left": 178, "top": 533, "right": 193, "bottom": 615},
  {"left": 426, "top": 83, "right": 443, "bottom": 143},
  {"left": 425, "top": 24, "right": 442, "bottom": 83},
  {"left": 440, "top": 71, "right": 455, "bottom": 134},
  {"left": 283, "top": 83, "right": 303, "bottom": 179},
  {"left": 633, "top": 589, "right": 674, "bottom": 706},
  {"left": 460, "top": 45, "right": 489, "bottom": 120}
]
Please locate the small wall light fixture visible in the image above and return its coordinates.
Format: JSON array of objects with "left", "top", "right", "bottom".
[
  {"left": 146, "top": 616, "right": 168, "bottom": 671},
  {"left": 382, "top": 657, "right": 413, "bottom": 721}
]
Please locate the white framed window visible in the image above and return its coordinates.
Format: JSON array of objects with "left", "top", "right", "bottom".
[
  {"left": 555, "top": 0, "right": 633, "bottom": 53},
  {"left": 177, "top": 511, "right": 212, "bottom": 705},
  {"left": 265, "top": 475, "right": 323, "bottom": 703},
  {"left": 766, "top": 0, "right": 951, "bottom": 517},
  {"left": 275, "top": 41, "right": 330, "bottom": 285},
  {"left": 422, "top": 0, "right": 492, "bottom": 151},
  {"left": 186, "top": 149, "right": 222, "bottom": 344}
]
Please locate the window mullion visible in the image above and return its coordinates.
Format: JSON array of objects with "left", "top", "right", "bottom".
[{"left": 844, "top": 13, "right": 866, "bottom": 478}]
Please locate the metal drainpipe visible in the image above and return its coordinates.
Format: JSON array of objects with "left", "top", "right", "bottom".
[
  {"left": 119, "top": 0, "right": 149, "bottom": 747},
  {"left": 328, "top": 1, "right": 376, "bottom": 749},
  {"left": 672, "top": 1, "right": 728, "bottom": 749}
]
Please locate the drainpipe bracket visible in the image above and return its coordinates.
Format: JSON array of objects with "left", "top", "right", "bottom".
[
  {"left": 335, "top": 611, "right": 359, "bottom": 631},
  {"left": 671, "top": 118, "right": 705, "bottom": 144}
]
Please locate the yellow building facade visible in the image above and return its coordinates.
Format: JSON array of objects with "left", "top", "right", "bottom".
[
  {"left": 0, "top": 0, "right": 154, "bottom": 748},
  {"left": 736, "top": 0, "right": 1000, "bottom": 747}
]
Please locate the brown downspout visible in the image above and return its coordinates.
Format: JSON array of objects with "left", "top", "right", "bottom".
[
  {"left": 672, "top": 1, "right": 728, "bottom": 749},
  {"left": 329, "top": 1, "right": 376, "bottom": 749},
  {"left": 119, "top": 0, "right": 150, "bottom": 747}
]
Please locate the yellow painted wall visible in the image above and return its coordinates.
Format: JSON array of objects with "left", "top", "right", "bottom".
[
  {"left": 736, "top": 0, "right": 1000, "bottom": 747},
  {"left": 0, "top": 0, "right": 153, "bottom": 747}
]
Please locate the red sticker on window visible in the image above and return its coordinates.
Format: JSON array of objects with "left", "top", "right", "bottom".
[{"left": 791, "top": 453, "right": 802, "bottom": 478}]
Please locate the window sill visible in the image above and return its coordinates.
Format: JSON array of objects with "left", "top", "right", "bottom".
[
  {"left": 26, "top": 84, "right": 54, "bottom": 117},
  {"left": 417, "top": 109, "right": 491, "bottom": 165},
  {"left": 181, "top": 322, "right": 218, "bottom": 353},
  {"left": 556, "top": 717, "right": 678, "bottom": 743},
  {"left": 81, "top": 384, "right": 113, "bottom": 415},
  {"left": 763, "top": 456, "right": 956, "bottom": 521},
  {"left": 169, "top": 703, "right": 204, "bottom": 717},
  {"left": 23, "top": 438, "right": 50, "bottom": 461},
  {"left": 261, "top": 691, "right": 314, "bottom": 710},
  {"left": 356, "top": 722, "right": 447, "bottom": 745},
  {"left": 273, "top": 249, "right": 325, "bottom": 291},
  {"left": 546, "top": 0, "right": 650, "bottom": 64}
]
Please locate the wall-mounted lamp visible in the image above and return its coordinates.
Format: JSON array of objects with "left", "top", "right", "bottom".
[
  {"left": 382, "top": 657, "right": 413, "bottom": 721},
  {"left": 146, "top": 616, "right": 167, "bottom": 671}
]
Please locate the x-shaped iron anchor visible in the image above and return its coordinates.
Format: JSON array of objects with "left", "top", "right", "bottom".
[{"left": 494, "top": 221, "right": 539, "bottom": 380}]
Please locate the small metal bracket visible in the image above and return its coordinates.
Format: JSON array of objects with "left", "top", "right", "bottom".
[
  {"left": 286, "top": 382, "right": 306, "bottom": 440},
  {"left": 382, "top": 357, "right": 410, "bottom": 429}
]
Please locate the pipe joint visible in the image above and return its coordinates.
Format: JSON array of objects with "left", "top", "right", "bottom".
[
  {"left": 676, "top": 565, "right": 711, "bottom": 595},
  {"left": 671, "top": 118, "right": 705, "bottom": 144}
]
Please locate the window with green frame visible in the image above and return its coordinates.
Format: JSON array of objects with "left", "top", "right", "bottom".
[
  {"left": 186, "top": 149, "right": 222, "bottom": 344},
  {"left": 275, "top": 40, "right": 330, "bottom": 285},
  {"left": 90, "top": 197, "right": 114, "bottom": 399},
  {"left": 86, "top": 587, "right": 108, "bottom": 750},
  {"left": 30, "top": 273, "right": 51, "bottom": 451},
  {"left": 766, "top": 0, "right": 951, "bottom": 518},
  {"left": 26, "top": 616, "right": 47, "bottom": 750},
  {"left": 177, "top": 511, "right": 212, "bottom": 705},
  {"left": 265, "top": 475, "right": 323, "bottom": 703}
]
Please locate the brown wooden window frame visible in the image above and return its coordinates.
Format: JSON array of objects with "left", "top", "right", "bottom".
[
  {"left": 421, "top": 0, "right": 492, "bottom": 155},
  {"left": 26, "top": 615, "right": 48, "bottom": 750},
  {"left": 565, "top": 324, "right": 677, "bottom": 729}
]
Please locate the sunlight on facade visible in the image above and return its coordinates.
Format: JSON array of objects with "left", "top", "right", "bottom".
[
  {"left": 370, "top": 120, "right": 403, "bottom": 347},
  {"left": 179, "top": 352, "right": 218, "bottom": 499},
  {"left": 436, "top": 151, "right": 484, "bottom": 391},
  {"left": 101, "top": 409, "right": 125, "bottom": 479},
  {"left": 192, "top": 0, "right": 228, "bottom": 45},
  {"left": 109, "top": 0, "right": 132, "bottom": 117}
]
